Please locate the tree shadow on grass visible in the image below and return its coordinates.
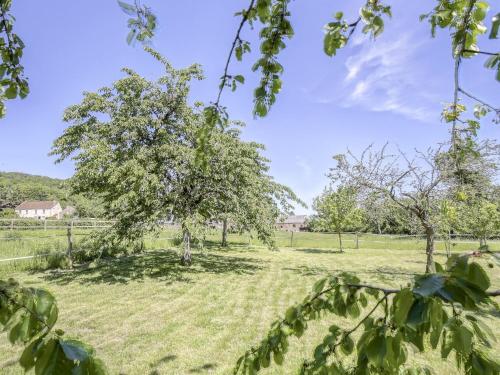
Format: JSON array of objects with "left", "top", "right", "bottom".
[
  {"left": 149, "top": 354, "right": 177, "bottom": 375},
  {"left": 189, "top": 363, "right": 217, "bottom": 373},
  {"left": 283, "top": 265, "right": 331, "bottom": 276},
  {"left": 38, "top": 249, "right": 264, "bottom": 286},
  {"left": 293, "top": 248, "right": 343, "bottom": 255},
  {"left": 0, "top": 359, "right": 18, "bottom": 370},
  {"left": 284, "top": 264, "right": 417, "bottom": 283}
]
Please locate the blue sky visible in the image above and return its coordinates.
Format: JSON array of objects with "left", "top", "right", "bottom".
[{"left": 0, "top": 0, "right": 498, "bottom": 214}]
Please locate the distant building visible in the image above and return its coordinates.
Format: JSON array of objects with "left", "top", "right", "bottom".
[
  {"left": 15, "top": 200, "right": 63, "bottom": 219},
  {"left": 276, "top": 215, "right": 308, "bottom": 232}
]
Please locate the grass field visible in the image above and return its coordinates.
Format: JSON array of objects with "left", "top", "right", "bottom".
[{"left": 0, "top": 237, "right": 499, "bottom": 374}]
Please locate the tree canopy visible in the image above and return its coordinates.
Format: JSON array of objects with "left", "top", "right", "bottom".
[{"left": 51, "top": 49, "right": 302, "bottom": 263}]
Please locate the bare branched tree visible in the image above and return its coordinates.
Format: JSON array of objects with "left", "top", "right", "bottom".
[{"left": 329, "top": 144, "right": 452, "bottom": 273}]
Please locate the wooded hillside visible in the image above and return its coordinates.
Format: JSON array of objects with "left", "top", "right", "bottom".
[{"left": 0, "top": 171, "right": 101, "bottom": 217}]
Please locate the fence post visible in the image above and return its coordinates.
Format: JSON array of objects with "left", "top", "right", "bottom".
[
  {"left": 44, "top": 219, "right": 47, "bottom": 231},
  {"left": 355, "top": 232, "right": 359, "bottom": 249},
  {"left": 67, "top": 224, "right": 73, "bottom": 268},
  {"left": 290, "top": 231, "right": 294, "bottom": 247},
  {"left": 10, "top": 219, "right": 14, "bottom": 231}
]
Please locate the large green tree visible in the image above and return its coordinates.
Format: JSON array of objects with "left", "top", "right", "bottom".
[{"left": 51, "top": 49, "right": 301, "bottom": 264}]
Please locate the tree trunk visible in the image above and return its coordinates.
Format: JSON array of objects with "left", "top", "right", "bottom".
[
  {"left": 66, "top": 225, "right": 73, "bottom": 269},
  {"left": 338, "top": 231, "right": 343, "bottom": 253},
  {"left": 425, "top": 226, "right": 435, "bottom": 273},
  {"left": 221, "top": 218, "right": 228, "bottom": 247},
  {"left": 376, "top": 221, "right": 382, "bottom": 235},
  {"left": 444, "top": 230, "right": 451, "bottom": 258},
  {"left": 181, "top": 228, "right": 192, "bottom": 266},
  {"left": 479, "top": 236, "right": 487, "bottom": 249}
]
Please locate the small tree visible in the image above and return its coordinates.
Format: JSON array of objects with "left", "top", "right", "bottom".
[
  {"left": 311, "top": 187, "right": 362, "bottom": 252},
  {"left": 436, "top": 199, "right": 459, "bottom": 257},
  {"left": 460, "top": 198, "right": 500, "bottom": 249},
  {"left": 360, "top": 193, "right": 389, "bottom": 235}
]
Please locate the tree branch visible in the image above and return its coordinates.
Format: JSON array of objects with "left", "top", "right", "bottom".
[
  {"left": 458, "top": 87, "right": 500, "bottom": 114},
  {"left": 462, "top": 49, "right": 499, "bottom": 56},
  {"left": 451, "top": 0, "right": 477, "bottom": 154},
  {"left": 302, "top": 295, "right": 388, "bottom": 370},
  {"left": 214, "top": 0, "right": 256, "bottom": 108}
]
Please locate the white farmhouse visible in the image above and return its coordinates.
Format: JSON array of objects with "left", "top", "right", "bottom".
[{"left": 15, "top": 201, "right": 63, "bottom": 219}]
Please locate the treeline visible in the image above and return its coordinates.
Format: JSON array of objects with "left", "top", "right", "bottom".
[
  {"left": 0, "top": 171, "right": 103, "bottom": 217},
  {"left": 308, "top": 195, "right": 419, "bottom": 235},
  {"left": 308, "top": 144, "right": 500, "bottom": 252},
  {"left": 310, "top": 194, "right": 500, "bottom": 236}
]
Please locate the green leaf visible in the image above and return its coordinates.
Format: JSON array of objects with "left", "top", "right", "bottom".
[
  {"left": 473, "top": 7, "right": 486, "bottom": 22},
  {"left": 273, "top": 351, "right": 283, "bottom": 365},
  {"left": 323, "top": 31, "right": 345, "bottom": 57},
  {"left": 372, "top": 16, "right": 384, "bottom": 37},
  {"left": 253, "top": 100, "right": 268, "bottom": 117},
  {"left": 467, "top": 262, "right": 490, "bottom": 291},
  {"left": 293, "top": 319, "right": 305, "bottom": 337},
  {"left": 340, "top": 335, "right": 354, "bottom": 355},
  {"left": 406, "top": 299, "right": 426, "bottom": 328},
  {"left": 285, "top": 306, "right": 298, "bottom": 324},
  {"left": 365, "top": 333, "right": 386, "bottom": 367},
  {"left": 5, "top": 83, "right": 17, "bottom": 99},
  {"left": 360, "top": 8, "right": 373, "bottom": 22},
  {"left": 490, "top": 13, "right": 500, "bottom": 39},
  {"left": 441, "top": 331, "right": 453, "bottom": 359},
  {"left": 313, "top": 278, "right": 327, "bottom": 293},
  {"left": 19, "top": 338, "right": 41, "bottom": 370},
  {"left": 452, "top": 325, "right": 473, "bottom": 355},
  {"left": 347, "top": 302, "right": 360, "bottom": 318},
  {"left": 235, "top": 46, "right": 243, "bottom": 61},
  {"left": 393, "top": 288, "right": 414, "bottom": 326},
  {"left": 413, "top": 275, "right": 444, "bottom": 297},
  {"left": 118, "top": 1, "right": 136, "bottom": 16},
  {"left": 359, "top": 293, "right": 368, "bottom": 307}
]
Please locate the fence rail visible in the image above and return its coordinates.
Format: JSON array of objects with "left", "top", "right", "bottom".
[{"left": 0, "top": 218, "right": 116, "bottom": 231}]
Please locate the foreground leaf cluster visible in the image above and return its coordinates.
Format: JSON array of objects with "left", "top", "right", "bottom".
[
  {"left": 234, "top": 254, "right": 500, "bottom": 375},
  {"left": 0, "top": 279, "right": 105, "bottom": 374}
]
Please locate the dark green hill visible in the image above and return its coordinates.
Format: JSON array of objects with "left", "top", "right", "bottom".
[{"left": 0, "top": 171, "right": 102, "bottom": 217}]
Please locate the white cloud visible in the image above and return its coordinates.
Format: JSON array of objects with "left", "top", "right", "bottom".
[
  {"left": 295, "top": 156, "right": 312, "bottom": 177},
  {"left": 342, "top": 33, "right": 441, "bottom": 123},
  {"left": 308, "top": 31, "right": 444, "bottom": 123}
]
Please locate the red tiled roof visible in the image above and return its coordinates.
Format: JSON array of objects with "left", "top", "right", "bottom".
[{"left": 15, "top": 200, "right": 59, "bottom": 210}]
